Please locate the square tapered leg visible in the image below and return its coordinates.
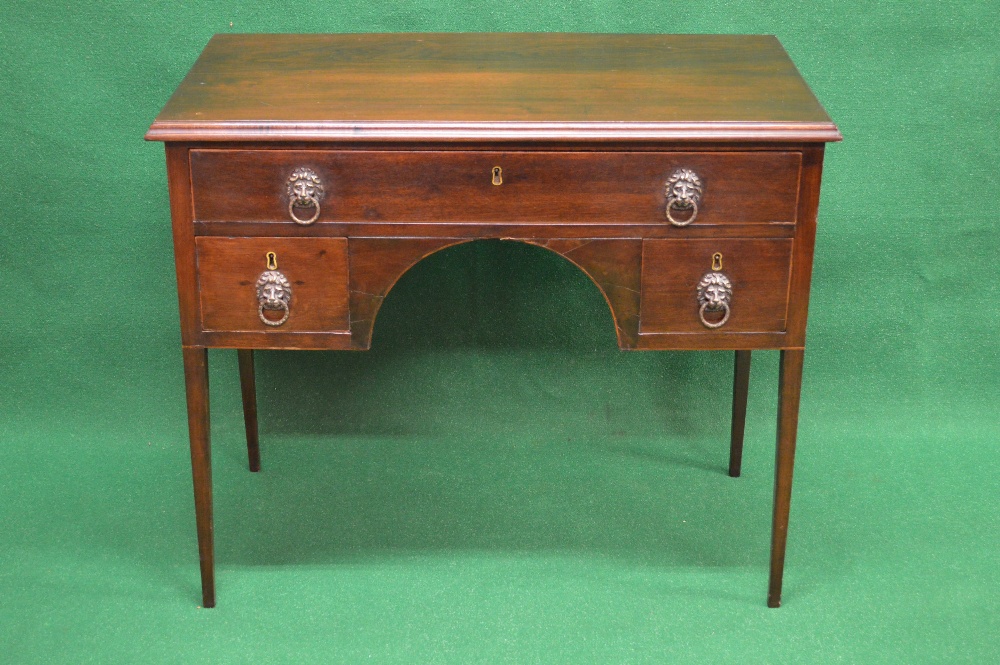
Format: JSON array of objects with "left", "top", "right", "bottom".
[
  {"left": 237, "top": 349, "right": 261, "bottom": 472},
  {"left": 182, "top": 346, "right": 215, "bottom": 608},
  {"left": 729, "top": 350, "right": 752, "bottom": 477},
  {"left": 767, "top": 349, "right": 804, "bottom": 608}
]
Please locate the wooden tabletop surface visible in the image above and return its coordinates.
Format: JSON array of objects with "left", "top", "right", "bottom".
[{"left": 146, "top": 33, "right": 840, "bottom": 142}]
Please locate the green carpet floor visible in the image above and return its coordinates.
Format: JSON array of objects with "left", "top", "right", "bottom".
[
  {"left": 3, "top": 241, "right": 998, "bottom": 663},
  {"left": 3, "top": 1, "right": 999, "bottom": 662}
]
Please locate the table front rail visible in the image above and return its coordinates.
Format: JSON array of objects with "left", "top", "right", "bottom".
[{"left": 167, "top": 143, "right": 823, "bottom": 352}]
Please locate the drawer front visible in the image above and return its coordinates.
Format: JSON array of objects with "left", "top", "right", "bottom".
[
  {"left": 640, "top": 239, "right": 793, "bottom": 334},
  {"left": 190, "top": 150, "right": 801, "bottom": 226},
  {"left": 195, "top": 237, "right": 350, "bottom": 332}
]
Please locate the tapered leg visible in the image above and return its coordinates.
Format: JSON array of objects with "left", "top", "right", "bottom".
[
  {"left": 729, "top": 350, "right": 752, "bottom": 478},
  {"left": 237, "top": 349, "right": 261, "bottom": 472},
  {"left": 182, "top": 346, "right": 215, "bottom": 608},
  {"left": 768, "top": 349, "right": 805, "bottom": 608}
]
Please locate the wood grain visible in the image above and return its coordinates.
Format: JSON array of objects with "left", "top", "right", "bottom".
[{"left": 146, "top": 34, "right": 841, "bottom": 143}]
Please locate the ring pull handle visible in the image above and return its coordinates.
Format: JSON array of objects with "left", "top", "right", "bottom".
[
  {"left": 256, "top": 253, "right": 292, "bottom": 327},
  {"left": 698, "top": 300, "right": 730, "bottom": 329},
  {"left": 258, "top": 299, "right": 290, "bottom": 327},
  {"left": 287, "top": 167, "right": 324, "bottom": 225},
  {"left": 697, "top": 262, "right": 732, "bottom": 329},
  {"left": 665, "top": 168, "right": 703, "bottom": 227}
]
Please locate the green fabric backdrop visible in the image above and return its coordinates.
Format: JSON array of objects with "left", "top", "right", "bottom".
[{"left": 2, "top": 1, "right": 998, "bottom": 662}]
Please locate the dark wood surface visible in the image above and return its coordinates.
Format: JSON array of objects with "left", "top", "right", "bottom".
[
  {"left": 151, "top": 33, "right": 838, "bottom": 609},
  {"left": 784, "top": 146, "right": 826, "bottom": 343},
  {"left": 195, "top": 218, "right": 798, "bottom": 240},
  {"left": 769, "top": 349, "right": 805, "bottom": 608},
  {"left": 166, "top": 144, "right": 199, "bottom": 345},
  {"left": 190, "top": 149, "right": 800, "bottom": 225},
  {"left": 181, "top": 346, "right": 214, "bottom": 608},
  {"left": 729, "top": 350, "right": 752, "bottom": 478},
  {"left": 237, "top": 349, "right": 260, "bottom": 472},
  {"left": 146, "top": 33, "right": 841, "bottom": 142}
]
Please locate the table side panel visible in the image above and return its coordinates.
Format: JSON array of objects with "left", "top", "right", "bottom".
[
  {"left": 166, "top": 144, "right": 200, "bottom": 346},
  {"left": 784, "top": 145, "right": 825, "bottom": 344}
]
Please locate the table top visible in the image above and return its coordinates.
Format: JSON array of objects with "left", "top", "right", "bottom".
[{"left": 146, "top": 33, "right": 840, "bottom": 143}]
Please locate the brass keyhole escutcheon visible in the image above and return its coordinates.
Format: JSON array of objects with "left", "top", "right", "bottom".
[
  {"left": 698, "top": 252, "right": 731, "bottom": 329},
  {"left": 492, "top": 166, "right": 503, "bottom": 186},
  {"left": 258, "top": 252, "right": 291, "bottom": 327}
]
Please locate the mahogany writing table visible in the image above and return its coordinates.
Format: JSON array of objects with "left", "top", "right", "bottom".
[{"left": 146, "top": 33, "right": 841, "bottom": 608}]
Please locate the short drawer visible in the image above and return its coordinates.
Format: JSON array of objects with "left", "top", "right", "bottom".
[
  {"left": 190, "top": 149, "right": 801, "bottom": 226},
  {"left": 640, "top": 239, "right": 793, "bottom": 334},
  {"left": 195, "top": 237, "right": 350, "bottom": 332}
]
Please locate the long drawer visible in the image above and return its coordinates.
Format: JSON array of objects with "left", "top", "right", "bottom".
[{"left": 190, "top": 149, "right": 801, "bottom": 227}]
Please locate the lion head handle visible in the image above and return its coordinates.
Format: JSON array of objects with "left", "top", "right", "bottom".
[
  {"left": 664, "top": 168, "right": 703, "bottom": 226},
  {"left": 256, "top": 270, "right": 292, "bottom": 326},
  {"left": 666, "top": 169, "right": 703, "bottom": 210},
  {"left": 696, "top": 271, "right": 733, "bottom": 329},
  {"left": 287, "top": 168, "right": 324, "bottom": 206},
  {"left": 697, "top": 272, "right": 732, "bottom": 311}
]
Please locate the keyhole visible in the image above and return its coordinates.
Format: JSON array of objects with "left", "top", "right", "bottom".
[
  {"left": 712, "top": 253, "right": 723, "bottom": 271},
  {"left": 492, "top": 166, "right": 503, "bottom": 186},
  {"left": 266, "top": 252, "right": 278, "bottom": 270}
]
